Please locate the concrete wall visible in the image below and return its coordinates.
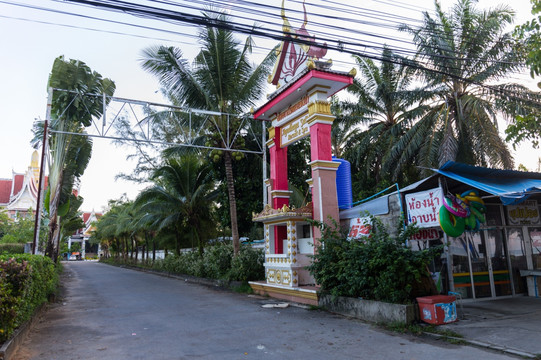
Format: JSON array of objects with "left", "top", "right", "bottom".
[
  {"left": 375, "top": 193, "right": 403, "bottom": 239},
  {"left": 319, "top": 294, "right": 416, "bottom": 324}
]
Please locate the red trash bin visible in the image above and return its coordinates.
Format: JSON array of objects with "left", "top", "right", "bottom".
[{"left": 417, "top": 295, "right": 457, "bottom": 325}]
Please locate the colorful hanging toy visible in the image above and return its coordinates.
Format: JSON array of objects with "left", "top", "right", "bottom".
[{"left": 438, "top": 190, "right": 486, "bottom": 237}]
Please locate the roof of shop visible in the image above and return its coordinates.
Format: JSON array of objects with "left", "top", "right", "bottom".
[{"left": 431, "top": 161, "right": 541, "bottom": 205}]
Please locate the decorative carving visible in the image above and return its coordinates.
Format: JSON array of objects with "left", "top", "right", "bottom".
[
  {"left": 252, "top": 202, "right": 313, "bottom": 221},
  {"left": 308, "top": 100, "right": 331, "bottom": 115},
  {"left": 282, "top": 270, "right": 291, "bottom": 285}
]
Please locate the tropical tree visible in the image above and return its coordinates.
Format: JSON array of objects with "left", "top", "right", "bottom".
[
  {"left": 140, "top": 11, "right": 276, "bottom": 255},
  {"left": 396, "top": 0, "right": 540, "bottom": 175},
  {"left": 508, "top": 0, "right": 541, "bottom": 149},
  {"left": 35, "top": 56, "right": 115, "bottom": 261},
  {"left": 134, "top": 154, "right": 216, "bottom": 255},
  {"left": 344, "top": 47, "right": 422, "bottom": 184}
]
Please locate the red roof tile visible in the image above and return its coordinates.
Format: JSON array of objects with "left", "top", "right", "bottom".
[
  {"left": 0, "top": 179, "right": 12, "bottom": 204},
  {"left": 13, "top": 174, "right": 24, "bottom": 197}
]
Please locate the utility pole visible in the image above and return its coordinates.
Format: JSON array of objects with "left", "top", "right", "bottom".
[{"left": 32, "top": 87, "right": 52, "bottom": 255}]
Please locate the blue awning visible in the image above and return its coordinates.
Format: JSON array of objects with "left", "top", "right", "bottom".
[{"left": 432, "top": 161, "right": 541, "bottom": 205}]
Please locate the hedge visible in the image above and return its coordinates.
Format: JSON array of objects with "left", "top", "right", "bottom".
[
  {"left": 0, "top": 244, "right": 25, "bottom": 255},
  {"left": 0, "top": 254, "right": 59, "bottom": 342}
]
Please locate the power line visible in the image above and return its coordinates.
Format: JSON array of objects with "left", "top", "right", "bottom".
[{"left": 1, "top": 0, "right": 537, "bottom": 105}]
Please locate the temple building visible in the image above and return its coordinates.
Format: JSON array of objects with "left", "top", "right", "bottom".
[{"left": 0, "top": 151, "right": 46, "bottom": 219}]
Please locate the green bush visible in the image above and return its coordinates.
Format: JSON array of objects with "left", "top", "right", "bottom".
[
  {"left": 0, "top": 243, "right": 25, "bottom": 255},
  {"left": 0, "top": 254, "right": 59, "bottom": 342},
  {"left": 203, "top": 243, "right": 233, "bottom": 279},
  {"left": 229, "top": 245, "right": 265, "bottom": 282},
  {"left": 147, "top": 243, "right": 264, "bottom": 282},
  {"left": 307, "top": 217, "right": 442, "bottom": 304}
]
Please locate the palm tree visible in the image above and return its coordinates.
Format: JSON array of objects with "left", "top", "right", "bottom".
[
  {"left": 134, "top": 154, "right": 216, "bottom": 256},
  {"left": 396, "top": 0, "right": 540, "bottom": 174},
  {"left": 36, "top": 56, "right": 115, "bottom": 261},
  {"left": 140, "top": 12, "right": 276, "bottom": 255},
  {"left": 345, "top": 47, "right": 422, "bottom": 183}
]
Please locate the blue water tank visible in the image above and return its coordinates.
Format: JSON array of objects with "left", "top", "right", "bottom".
[{"left": 332, "top": 157, "right": 353, "bottom": 209}]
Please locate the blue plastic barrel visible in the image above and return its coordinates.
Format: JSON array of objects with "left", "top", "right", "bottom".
[{"left": 332, "top": 157, "right": 353, "bottom": 209}]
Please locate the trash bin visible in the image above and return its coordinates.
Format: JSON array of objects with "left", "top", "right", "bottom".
[{"left": 417, "top": 295, "right": 457, "bottom": 325}]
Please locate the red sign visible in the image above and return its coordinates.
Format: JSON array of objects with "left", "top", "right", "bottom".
[
  {"left": 410, "top": 228, "right": 440, "bottom": 241},
  {"left": 348, "top": 217, "right": 371, "bottom": 239}
]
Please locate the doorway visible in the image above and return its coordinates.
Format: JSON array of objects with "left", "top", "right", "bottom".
[{"left": 450, "top": 229, "right": 513, "bottom": 299}]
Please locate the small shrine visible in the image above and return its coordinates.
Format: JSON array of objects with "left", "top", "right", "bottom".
[{"left": 250, "top": 0, "right": 355, "bottom": 304}]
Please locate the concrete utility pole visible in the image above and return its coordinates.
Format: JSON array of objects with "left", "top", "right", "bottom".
[{"left": 32, "top": 87, "right": 52, "bottom": 255}]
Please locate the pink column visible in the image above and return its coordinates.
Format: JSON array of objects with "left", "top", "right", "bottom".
[
  {"left": 269, "top": 127, "right": 289, "bottom": 209},
  {"left": 309, "top": 122, "right": 339, "bottom": 242}
]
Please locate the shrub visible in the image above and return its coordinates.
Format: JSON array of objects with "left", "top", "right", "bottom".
[
  {"left": 140, "top": 243, "right": 264, "bottom": 282},
  {"left": 0, "top": 243, "right": 25, "bottom": 255},
  {"left": 307, "top": 217, "right": 442, "bottom": 304},
  {"left": 0, "top": 254, "right": 59, "bottom": 342},
  {"left": 203, "top": 243, "right": 233, "bottom": 279},
  {"left": 229, "top": 245, "right": 265, "bottom": 282}
]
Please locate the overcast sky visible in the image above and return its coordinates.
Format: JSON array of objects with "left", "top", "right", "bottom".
[{"left": 0, "top": 0, "right": 539, "bottom": 212}]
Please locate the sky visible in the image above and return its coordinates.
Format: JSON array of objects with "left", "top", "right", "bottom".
[{"left": 0, "top": 0, "right": 539, "bottom": 212}]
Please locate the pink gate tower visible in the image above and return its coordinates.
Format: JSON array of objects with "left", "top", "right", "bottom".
[{"left": 250, "top": 0, "right": 355, "bottom": 305}]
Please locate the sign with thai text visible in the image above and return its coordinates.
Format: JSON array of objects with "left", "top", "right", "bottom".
[
  {"left": 277, "top": 95, "right": 308, "bottom": 122},
  {"left": 507, "top": 200, "right": 540, "bottom": 225},
  {"left": 348, "top": 217, "right": 371, "bottom": 240},
  {"left": 281, "top": 113, "right": 310, "bottom": 147},
  {"left": 405, "top": 188, "right": 443, "bottom": 228},
  {"left": 410, "top": 228, "right": 441, "bottom": 241}
]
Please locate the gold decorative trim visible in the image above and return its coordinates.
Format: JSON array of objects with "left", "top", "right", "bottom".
[
  {"left": 271, "top": 190, "right": 293, "bottom": 198},
  {"left": 249, "top": 282, "right": 319, "bottom": 301},
  {"left": 306, "top": 84, "right": 331, "bottom": 94},
  {"left": 349, "top": 67, "right": 357, "bottom": 77},
  {"left": 306, "top": 113, "right": 335, "bottom": 125},
  {"left": 309, "top": 160, "right": 341, "bottom": 169},
  {"left": 268, "top": 127, "right": 276, "bottom": 140},
  {"left": 308, "top": 101, "right": 331, "bottom": 116},
  {"left": 253, "top": 203, "right": 313, "bottom": 221}
]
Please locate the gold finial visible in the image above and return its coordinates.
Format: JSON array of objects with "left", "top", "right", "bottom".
[
  {"left": 31, "top": 150, "right": 39, "bottom": 168},
  {"left": 281, "top": 0, "right": 291, "bottom": 34},
  {"left": 349, "top": 67, "right": 357, "bottom": 77}
]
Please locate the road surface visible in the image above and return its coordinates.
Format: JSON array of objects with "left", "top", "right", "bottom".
[{"left": 13, "top": 261, "right": 516, "bottom": 360}]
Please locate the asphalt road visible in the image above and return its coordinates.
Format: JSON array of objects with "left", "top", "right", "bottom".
[{"left": 13, "top": 261, "right": 517, "bottom": 360}]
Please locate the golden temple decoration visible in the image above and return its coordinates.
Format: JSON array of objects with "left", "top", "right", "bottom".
[{"left": 252, "top": 202, "right": 313, "bottom": 221}]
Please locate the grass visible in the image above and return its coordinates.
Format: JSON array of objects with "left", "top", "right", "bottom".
[
  {"left": 231, "top": 282, "right": 254, "bottom": 294},
  {"left": 382, "top": 322, "right": 467, "bottom": 344}
]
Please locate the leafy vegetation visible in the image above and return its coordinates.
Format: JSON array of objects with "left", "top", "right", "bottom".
[
  {"left": 0, "top": 254, "right": 59, "bottom": 342},
  {"left": 308, "top": 217, "right": 442, "bottom": 304},
  {"left": 104, "top": 242, "right": 264, "bottom": 283},
  {"left": 139, "top": 11, "right": 276, "bottom": 255},
  {"left": 32, "top": 56, "right": 115, "bottom": 262}
]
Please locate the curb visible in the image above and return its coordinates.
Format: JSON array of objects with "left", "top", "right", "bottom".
[
  {"left": 422, "top": 332, "right": 538, "bottom": 359},
  {"left": 0, "top": 304, "right": 47, "bottom": 360},
  {"left": 107, "top": 262, "right": 243, "bottom": 290}
]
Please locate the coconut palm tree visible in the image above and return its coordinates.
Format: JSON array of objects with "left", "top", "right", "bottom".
[
  {"left": 134, "top": 154, "right": 216, "bottom": 256},
  {"left": 140, "top": 12, "right": 276, "bottom": 255},
  {"left": 345, "top": 47, "right": 423, "bottom": 184},
  {"left": 396, "top": 0, "right": 541, "bottom": 175}
]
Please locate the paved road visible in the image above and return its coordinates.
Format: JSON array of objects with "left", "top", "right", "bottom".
[{"left": 13, "top": 262, "right": 517, "bottom": 360}]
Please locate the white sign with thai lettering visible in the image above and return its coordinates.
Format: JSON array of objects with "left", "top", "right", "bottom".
[
  {"left": 348, "top": 217, "right": 371, "bottom": 240},
  {"left": 507, "top": 200, "right": 540, "bottom": 225},
  {"left": 405, "top": 188, "right": 443, "bottom": 228}
]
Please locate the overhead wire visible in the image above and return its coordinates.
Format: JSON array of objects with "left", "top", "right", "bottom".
[
  {"left": 2, "top": 0, "right": 526, "bottom": 72},
  {"left": 1, "top": 0, "right": 537, "bottom": 104}
]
